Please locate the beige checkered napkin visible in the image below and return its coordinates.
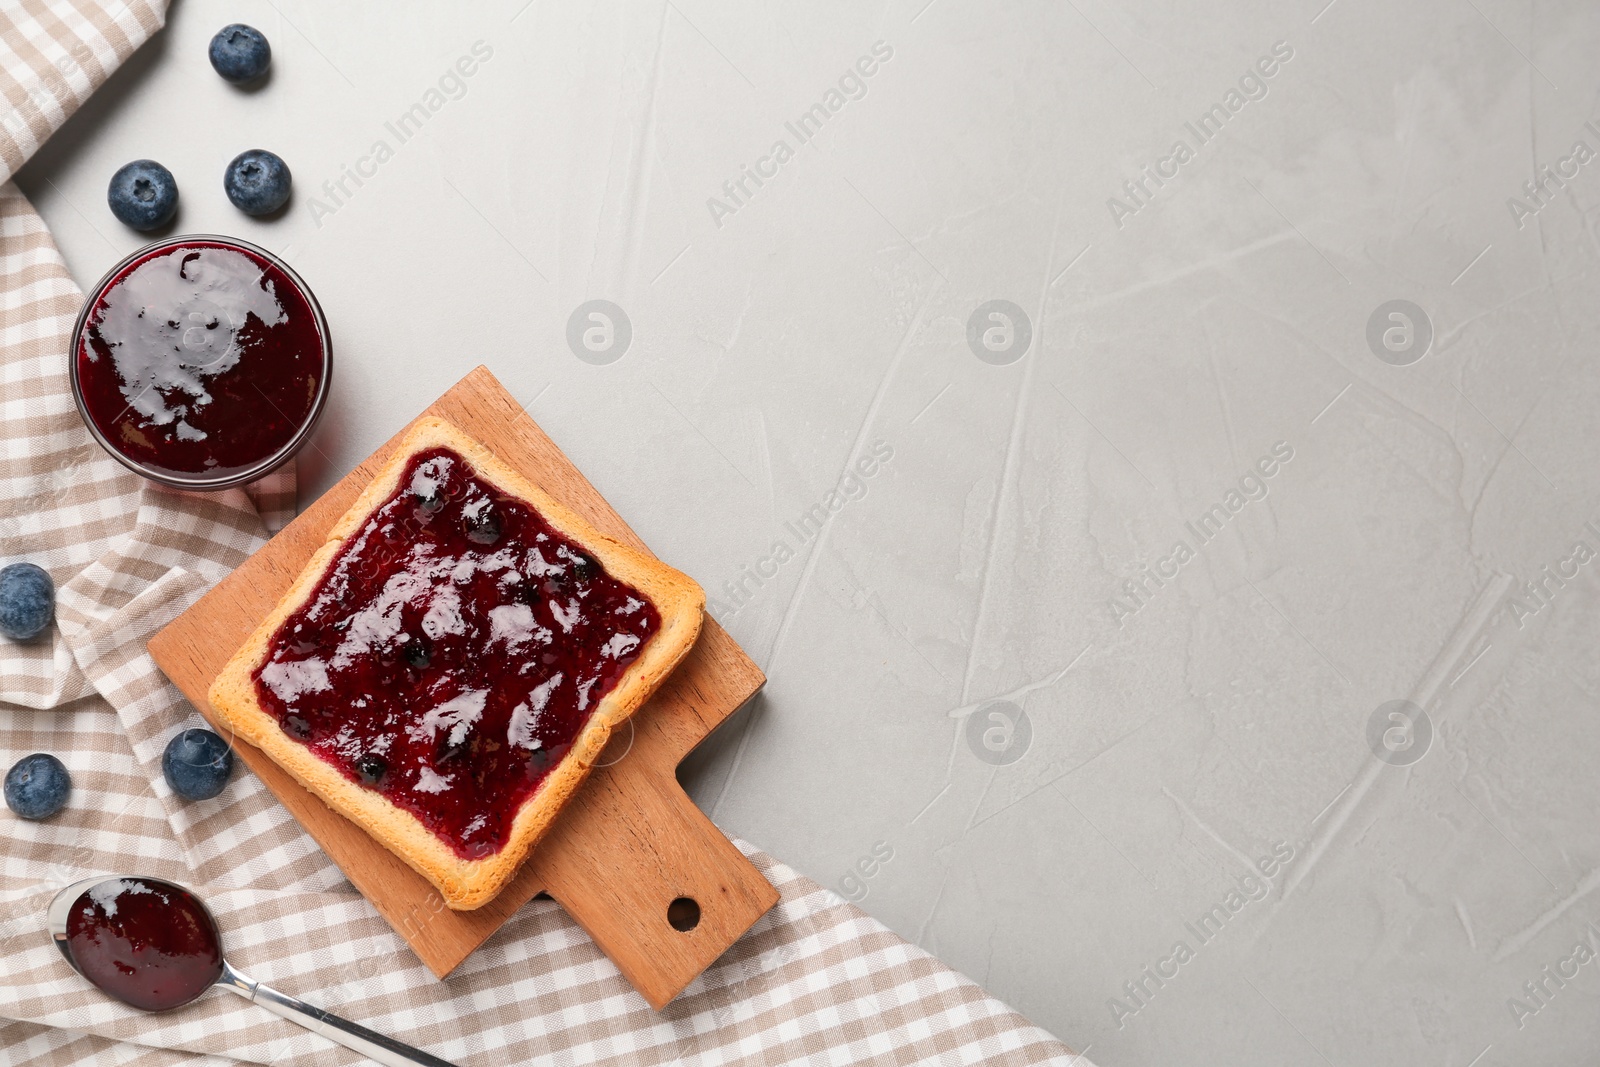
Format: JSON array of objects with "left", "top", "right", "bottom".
[
  {"left": 0, "top": 3, "right": 1084, "bottom": 1064},
  {"left": 0, "top": 0, "right": 167, "bottom": 185}
]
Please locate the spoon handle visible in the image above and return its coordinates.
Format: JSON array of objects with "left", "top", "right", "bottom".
[{"left": 220, "top": 964, "right": 460, "bottom": 1067}]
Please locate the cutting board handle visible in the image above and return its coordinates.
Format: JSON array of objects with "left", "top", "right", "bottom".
[{"left": 535, "top": 730, "right": 778, "bottom": 1010}]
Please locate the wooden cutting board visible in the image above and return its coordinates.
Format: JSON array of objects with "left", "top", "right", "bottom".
[{"left": 147, "top": 365, "right": 776, "bottom": 1009}]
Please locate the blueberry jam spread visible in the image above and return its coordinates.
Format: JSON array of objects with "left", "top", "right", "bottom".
[
  {"left": 251, "top": 447, "right": 660, "bottom": 859},
  {"left": 65, "top": 878, "right": 223, "bottom": 1012},
  {"left": 76, "top": 240, "right": 324, "bottom": 480}
]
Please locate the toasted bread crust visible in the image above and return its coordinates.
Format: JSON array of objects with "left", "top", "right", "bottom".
[{"left": 208, "top": 416, "right": 703, "bottom": 909}]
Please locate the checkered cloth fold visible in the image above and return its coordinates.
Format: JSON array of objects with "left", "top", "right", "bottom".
[{"left": 0, "top": 4, "right": 1083, "bottom": 1064}]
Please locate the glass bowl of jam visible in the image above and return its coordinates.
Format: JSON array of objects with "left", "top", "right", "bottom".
[{"left": 70, "top": 235, "right": 331, "bottom": 490}]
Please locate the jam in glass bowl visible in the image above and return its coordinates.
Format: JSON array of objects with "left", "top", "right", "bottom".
[{"left": 70, "top": 235, "right": 331, "bottom": 490}]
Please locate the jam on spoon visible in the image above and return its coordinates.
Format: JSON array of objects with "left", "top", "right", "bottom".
[
  {"left": 49, "top": 875, "right": 457, "bottom": 1067},
  {"left": 65, "top": 877, "right": 222, "bottom": 1011}
]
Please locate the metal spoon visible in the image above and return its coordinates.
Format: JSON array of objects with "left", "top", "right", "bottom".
[{"left": 48, "top": 875, "right": 458, "bottom": 1067}]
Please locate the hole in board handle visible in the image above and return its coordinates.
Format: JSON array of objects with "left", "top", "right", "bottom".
[{"left": 667, "top": 897, "right": 701, "bottom": 932}]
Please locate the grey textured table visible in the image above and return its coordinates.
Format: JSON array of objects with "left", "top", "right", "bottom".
[{"left": 20, "top": 1, "right": 1600, "bottom": 1063}]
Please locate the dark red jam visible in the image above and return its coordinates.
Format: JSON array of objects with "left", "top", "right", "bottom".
[
  {"left": 75, "top": 239, "right": 325, "bottom": 481},
  {"left": 251, "top": 447, "right": 661, "bottom": 859},
  {"left": 65, "top": 878, "right": 223, "bottom": 1012}
]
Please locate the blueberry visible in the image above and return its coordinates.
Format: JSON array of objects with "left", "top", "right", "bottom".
[
  {"left": 570, "top": 552, "right": 597, "bottom": 582},
  {"left": 161, "top": 728, "right": 234, "bottom": 801},
  {"left": 465, "top": 507, "right": 501, "bottom": 545},
  {"left": 404, "top": 637, "right": 432, "bottom": 669},
  {"left": 5, "top": 753, "right": 70, "bottom": 820},
  {"left": 356, "top": 754, "right": 387, "bottom": 785},
  {"left": 412, "top": 488, "right": 445, "bottom": 517},
  {"left": 106, "top": 160, "right": 178, "bottom": 232},
  {"left": 208, "top": 24, "right": 271, "bottom": 84},
  {"left": 223, "top": 149, "right": 291, "bottom": 216},
  {"left": 0, "top": 562, "right": 54, "bottom": 642}
]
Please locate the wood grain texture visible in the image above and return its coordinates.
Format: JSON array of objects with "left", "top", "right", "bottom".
[{"left": 147, "top": 366, "right": 777, "bottom": 1009}]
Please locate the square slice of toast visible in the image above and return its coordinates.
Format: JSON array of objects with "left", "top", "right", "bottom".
[{"left": 208, "top": 416, "right": 704, "bottom": 909}]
